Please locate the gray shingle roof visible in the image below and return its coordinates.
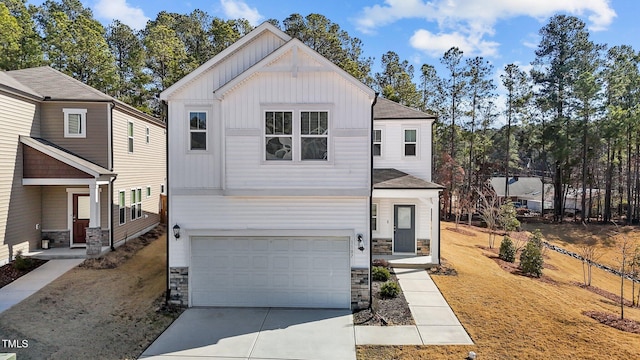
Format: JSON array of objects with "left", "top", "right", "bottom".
[
  {"left": 0, "top": 71, "right": 41, "bottom": 98},
  {"left": 6, "top": 66, "right": 112, "bottom": 101},
  {"left": 489, "top": 177, "right": 552, "bottom": 199},
  {"left": 374, "top": 97, "right": 436, "bottom": 120},
  {"left": 374, "top": 168, "right": 444, "bottom": 189}
]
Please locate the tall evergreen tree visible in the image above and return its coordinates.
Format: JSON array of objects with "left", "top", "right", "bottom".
[
  {"left": 0, "top": 0, "right": 42, "bottom": 69},
  {"left": 374, "top": 51, "right": 421, "bottom": 108}
]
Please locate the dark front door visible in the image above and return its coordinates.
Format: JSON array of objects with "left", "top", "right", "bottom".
[
  {"left": 394, "top": 205, "right": 415, "bottom": 253},
  {"left": 73, "top": 194, "right": 90, "bottom": 245}
]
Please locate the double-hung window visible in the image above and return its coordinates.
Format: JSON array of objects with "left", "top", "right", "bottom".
[
  {"left": 265, "top": 111, "right": 293, "bottom": 160},
  {"left": 130, "top": 188, "right": 142, "bottom": 220},
  {"left": 128, "top": 122, "right": 134, "bottom": 153},
  {"left": 264, "top": 110, "right": 329, "bottom": 162},
  {"left": 118, "top": 191, "right": 126, "bottom": 225},
  {"left": 300, "top": 111, "right": 328, "bottom": 160},
  {"left": 371, "top": 203, "right": 378, "bottom": 231},
  {"left": 189, "top": 112, "right": 207, "bottom": 150},
  {"left": 404, "top": 129, "right": 417, "bottom": 156},
  {"left": 63, "top": 108, "right": 87, "bottom": 138},
  {"left": 373, "top": 129, "right": 382, "bottom": 156},
  {"left": 146, "top": 126, "right": 150, "bottom": 144}
]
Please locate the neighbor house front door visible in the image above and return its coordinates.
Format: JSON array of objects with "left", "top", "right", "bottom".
[
  {"left": 394, "top": 205, "right": 415, "bottom": 253},
  {"left": 72, "top": 194, "right": 90, "bottom": 245}
]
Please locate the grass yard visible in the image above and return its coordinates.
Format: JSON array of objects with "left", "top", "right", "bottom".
[{"left": 357, "top": 224, "right": 640, "bottom": 360}]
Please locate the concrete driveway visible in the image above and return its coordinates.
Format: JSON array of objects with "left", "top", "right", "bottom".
[{"left": 140, "top": 307, "right": 356, "bottom": 360}]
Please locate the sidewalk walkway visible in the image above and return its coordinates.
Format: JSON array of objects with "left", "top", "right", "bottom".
[
  {"left": 355, "top": 268, "right": 474, "bottom": 345},
  {"left": 0, "top": 259, "right": 84, "bottom": 314}
]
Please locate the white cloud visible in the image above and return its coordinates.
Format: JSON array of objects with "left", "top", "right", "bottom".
[
  {"left": 94, "top": 0, "right": 149, "bottom": 30},
  {"left": 220, "top": 0, "right": 263, "bottom": 26},
  {"left": 357, "top": 0, "right": 616, "bottom": 57}
]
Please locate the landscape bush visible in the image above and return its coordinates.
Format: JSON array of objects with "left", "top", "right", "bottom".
[
  {"left": 380, "top": 281, "right": 401, "bottom": 298},
  {"left": 372, "top": 266, "right": 391, "bottom": 281},
  {"left": 499, "top": 235, "right": 516, "bottom": 263},
  {"left": 520, "top": 240, "right": 544, "bottom": 277},
  {"left": 12, "top": 251, "right": 33, "bottom": 271}
]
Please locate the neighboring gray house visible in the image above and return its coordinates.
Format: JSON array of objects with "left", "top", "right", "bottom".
[
  {"left": 489, "top": 176, "right": 553, "bottom": 212},
  {"left": 0, "top": 66, "right": 166, "bottom": 265}
]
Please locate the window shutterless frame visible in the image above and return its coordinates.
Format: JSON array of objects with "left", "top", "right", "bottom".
[{"left": 63, "top": 108, "right": 87, "bottom": 138}]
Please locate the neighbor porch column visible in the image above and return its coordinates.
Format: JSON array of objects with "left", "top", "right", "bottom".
[
  {"left": 430, "top": 195, "right": 440, "bottom": 265},
  {"left": 86, "top": 180, "right": 102, "bottom": 258}
]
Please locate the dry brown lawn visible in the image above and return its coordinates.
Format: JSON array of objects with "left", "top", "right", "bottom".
[
  {"left": 357, "top": 223, "right": 640, "bottom": 360},
  {"left": 0, "top": 230, "right": 178, "bottom": 359}
]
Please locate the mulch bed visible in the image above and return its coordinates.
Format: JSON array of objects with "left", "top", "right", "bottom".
[
  {"left": 353, "top": 271, "right": 414, "bottom": 326},
  {"left": 446, "top": 226, "right": 477, "bottom": 237},
  {"left": 481, "top": 246, "right": 559, "bottom": 284},
  {"left": 583, "top": 311, "right": 640, "bottom": 334},
  {"left": 572, "top": 282, "right": 635, "bottom": 307},
  {"left": 0, "top": 258, "right": 48, "bottom": 289}
]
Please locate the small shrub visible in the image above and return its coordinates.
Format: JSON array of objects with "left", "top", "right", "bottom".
[
  {"left": 13, "top": 251, "right": 33, "bottom": 271},
  {"left": 520, "top": 240, "right": 544, "bottom": 277},
  {"left": 372, "top": 266, "right": 391, "bottom": 281},
  {"left": 380, "top": 281, "right": 401, "bottom": 298},
  {"left": 499, "top": 235, "right": 516, "bottom": 263}
]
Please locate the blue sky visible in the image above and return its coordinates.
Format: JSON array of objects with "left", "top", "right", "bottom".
[{"left": 27, "top": 0, "right": 640, "bottom": 116}]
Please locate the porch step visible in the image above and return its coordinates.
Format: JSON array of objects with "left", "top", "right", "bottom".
[
  {"left": 379, "top": 255, "right": 437, "bottom": 269},
  {"left": 23, "top": 246, "right": 111, "bottom": 260}
]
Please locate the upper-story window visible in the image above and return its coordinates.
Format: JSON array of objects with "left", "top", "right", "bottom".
[
  {"left": 265, "top": 111, "right": 293, "bottom": 160},
  {"left": 63, "top": 108, "right": 87, "bottom": 138},
  {"left": 300, "top": 111, "right": 328, "bottom": 160},
  {"left": 146, "top": 126, "right": 150, "bottom": 144},
  {"left": 373, "top": 129, "right": 382, "bottom": 156},
  {"left": 189, "top": 111, "right": 207, "bottom": 150},
  {"left": 404, "top": 129, "right": 417, "bottom": 156},
  {"left": 127, "top": 121, "right": 134, "bottom": 153},
  {"left": 264, "top": 110, "right": 329, "bottom": 161}
]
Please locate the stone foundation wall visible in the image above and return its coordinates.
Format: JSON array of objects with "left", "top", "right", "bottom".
[
  {"left": 351, "top": 268, "right": 369, "bottom": 310},
  {"left": 101, "top": 230, "right": 110, "bottom": 246},
  {"left": 372, "top": 238, "right": 392, "bottom": 255},
  {"left": 42, "top": 230, "right": 70, "bottom": 248},
  {"left": 85, "top": 227, "right": 102, "bottom": 258},
  {"left": 417, "top": 239, "right": 430, "bottom": 256},
  {"left": 169, "top": 267, "right": 189, "bottom": 307}
]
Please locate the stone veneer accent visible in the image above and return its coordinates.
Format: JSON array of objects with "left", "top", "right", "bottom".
[
  {"left": 42, "top": 230, "right": 70, "bottom": 248},
  {"left": 372, "top": 238, "right": 392, "bottom": 255},
  {"left": 351, "top": 268, "right": 370, "bottom": 310},
  {"left": 416, "top": 239, "right": 431, "bottom": 256},
  {"left": 101, "top": 230, "right": 110, "bottom": 246},
  {"left": 85, "top": 227, "right": 102, "bottom": 258},
  {"left": 169, "top": 267, "right": 189, "bottom": 306}
]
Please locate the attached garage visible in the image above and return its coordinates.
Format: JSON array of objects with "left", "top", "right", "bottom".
[{"left": 190, "top": 236, "right": 351, "bottom": 308}]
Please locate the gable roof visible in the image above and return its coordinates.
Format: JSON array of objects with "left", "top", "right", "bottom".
[
  {"left": 374, "top": 168, "right": 443, "bottom": 189},
  {"left": 212, "top": 38, "right": 375, "bottom": 99},
  {"left": 490, "top": 177, "right": 551, "bottom": 198},
  {"left": 6, "top": 66, "right": 112, "bottom": 102},
  {"left": 160, "top": 22, "right": 291, "bottom": 100},
  {"left": 0, "top": 71, "right": 40, "bottom": 99},
  {"left": 374, "top": 97, "right": 436, "bottom": 120}
]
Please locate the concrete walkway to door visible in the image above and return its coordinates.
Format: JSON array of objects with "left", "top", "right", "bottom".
[{"left": 140, "top": 307, "right": 355, "bottom": 360}]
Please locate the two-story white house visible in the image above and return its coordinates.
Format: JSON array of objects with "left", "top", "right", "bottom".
[
  {"left": 161, "top": 23, "right": 375, "bottom": 310},
  {"left": 161, "top": 23, "right": 443, "bottom": 311}
]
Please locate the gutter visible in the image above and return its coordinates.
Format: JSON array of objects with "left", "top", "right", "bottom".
[
  {"left": 369, "top": 92, "right": 378, "bottom": 309},
  {"left": 109, "top": 101, "right": 116, "bottom": 251},
  {"left": 162, "top": 100, "right": 170, "bottom": 305}
]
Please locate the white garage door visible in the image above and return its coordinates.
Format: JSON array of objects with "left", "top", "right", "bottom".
[{"left": 190, "top": 236, "right": 351, "bottom": 308}]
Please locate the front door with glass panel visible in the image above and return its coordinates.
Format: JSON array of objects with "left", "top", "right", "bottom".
[
  {"left": 72, "top": 194, "right": 90, "bottom": 246},
  {"left": 394, "top": 205, "right": 415, "bottom": 253}
]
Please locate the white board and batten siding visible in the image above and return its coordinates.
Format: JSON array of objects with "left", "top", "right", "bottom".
[{"left": 374, "top": 119, "right": 434, "bottom": 181}]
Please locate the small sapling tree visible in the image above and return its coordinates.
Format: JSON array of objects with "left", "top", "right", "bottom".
[
  {"left": 499, "top": 235, "right": 516, "bottom": 263},
  {"left": 520, "top": 232, "right": 544, "bottom": 277}
]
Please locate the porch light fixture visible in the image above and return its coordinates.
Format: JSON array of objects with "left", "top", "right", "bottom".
[
  {"left": 357, "top": 234, "right": 364, "bottom": 252},
  {"left": 173, "top": 224, "right": 181, "bottom": 239}
]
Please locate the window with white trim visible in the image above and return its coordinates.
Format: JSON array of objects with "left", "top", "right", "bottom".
[
  {"left": 264, "top": 110, "right": 329, "bottom": 161},
  {"left": 373, "top": 129, "right": 382, "bottom": 156},
  {"left": 372, "top": 203, "right": 378, "bottom": 231},
  {"left": 63, "top": 108, "right": 87, "bottom": 138},
  {"left": 130, "top": 188, "right": 142, "bottom": 220},
  {"left": 146, "top": 186, "right": 151, "bottom": 198},
  {"left": 118, "top": 190, "right": 126, "bottom": 225},
  {"left": 189, "top": 111, "right": 207, "bottom": 150},
  {"left": 128, "top": 121, "right": 134, "bottom": 153},
  {"left": 404, "top": 129, "right": 417, "bottom": 156},
  {"left": 146, "top": 126, "right": 150, "bottom": 144},
  {"left": 300, "top": 111, "right": 328, "bottom": 160},
  {"left": 160, "top": 184, "right": 165, "bottom": 194},
  {"left": 265, "top": 111, "right": 292, "bottom": 160}
]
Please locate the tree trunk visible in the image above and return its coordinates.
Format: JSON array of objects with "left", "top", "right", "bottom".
[{"left": 604, "top": 141, "right": 612, "bottom": 223}]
